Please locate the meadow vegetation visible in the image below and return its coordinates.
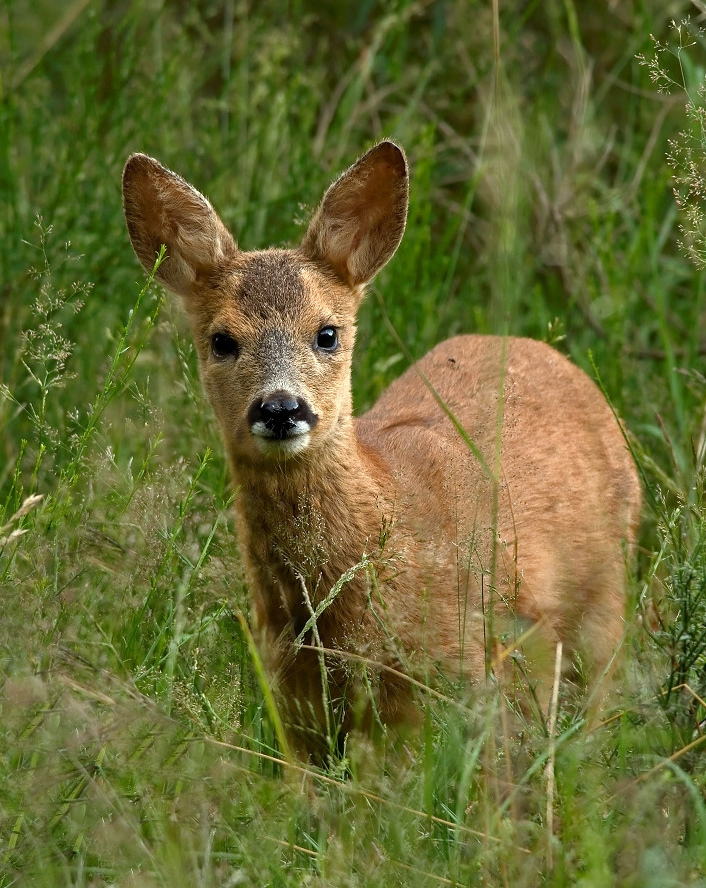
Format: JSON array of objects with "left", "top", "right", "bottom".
[{"left": 1, "top": 0, "right": 706, "bottom": 884}]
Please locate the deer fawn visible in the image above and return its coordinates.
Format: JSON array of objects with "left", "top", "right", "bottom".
[{"left": 123, "top": 141, "right": 641, "bottom": 756}]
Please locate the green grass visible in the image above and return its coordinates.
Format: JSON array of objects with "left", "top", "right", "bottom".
[{"left": 2, "top": 1, "right": 706, "bottom": 885}]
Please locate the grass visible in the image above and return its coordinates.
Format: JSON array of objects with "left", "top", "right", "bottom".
[{"left": 1, "top": 0, "right": 706, "bottom": 884}]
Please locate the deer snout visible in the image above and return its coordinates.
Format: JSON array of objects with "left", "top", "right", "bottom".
[{"left": 248, "top": 390, "right": 319, "bottom": 444}]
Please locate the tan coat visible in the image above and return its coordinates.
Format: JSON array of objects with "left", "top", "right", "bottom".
[{"left": 123, "top": 141, "right": 641, "bottom": 755}]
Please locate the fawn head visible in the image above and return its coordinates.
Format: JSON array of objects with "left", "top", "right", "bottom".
[{"left": 122, "top": 142, "right": 408, "bottom": 465}]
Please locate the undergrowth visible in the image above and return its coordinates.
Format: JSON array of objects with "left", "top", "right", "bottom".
[{"left": 1, "top": 2, "right": 706, "bottom": 886}]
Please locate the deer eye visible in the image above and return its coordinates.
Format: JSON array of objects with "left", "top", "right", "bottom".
[
  {"left": 211, "top": 332, "right": 239, "bottom": 359},
  {"left": 315, "top": 326, "right": 338, "bottom": 352}
]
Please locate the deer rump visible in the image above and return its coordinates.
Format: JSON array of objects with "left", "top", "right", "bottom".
[{"left": 122, "top": 141, "right": 641, "bottom": 756}]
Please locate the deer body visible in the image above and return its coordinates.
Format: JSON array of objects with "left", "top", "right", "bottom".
[{"left": 123, "top": 142, "right": 641, "bottom": 751}]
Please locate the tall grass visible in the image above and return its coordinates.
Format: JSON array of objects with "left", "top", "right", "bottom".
[{"left": 1, "top": 1, "right": 706, "bottom": 885}]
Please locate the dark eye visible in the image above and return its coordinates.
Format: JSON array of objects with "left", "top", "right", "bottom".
[
  {"left": 315, "top": 326, "right": 338, "bottom": 352},
  {"left": 211, "top": 332, "right": 239, "bottom": 359}
]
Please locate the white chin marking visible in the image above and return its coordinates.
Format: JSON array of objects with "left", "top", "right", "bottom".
[{"left": 252, "top": 432, "right": 311, "bottom": 456}]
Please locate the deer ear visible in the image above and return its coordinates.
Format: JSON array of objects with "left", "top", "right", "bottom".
[
  {"left": 122, "top": 154, "right": 238, "bottom": 297},
  {"left": 301, "top": 141, "right": 408, "bottom": 287}
]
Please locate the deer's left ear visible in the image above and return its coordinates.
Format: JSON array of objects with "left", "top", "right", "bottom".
[{"left": 300, "top": 141, "right": 408, "bottom": 287}]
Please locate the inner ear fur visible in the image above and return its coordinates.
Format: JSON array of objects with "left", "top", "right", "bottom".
[
  {"left": 301, "top": 140, "right": 409, "bottom": 287},
  {"left": 122, "top": 154, "right": 238, "bottom": 297}
]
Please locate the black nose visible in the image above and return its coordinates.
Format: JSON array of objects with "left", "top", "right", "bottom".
[{"left": 248, "top": 390, "right": 318, "bottom": 439}]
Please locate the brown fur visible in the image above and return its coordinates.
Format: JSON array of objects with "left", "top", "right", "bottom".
[{"left": 122, "top": 141, "right": 641, "bottom": 755}]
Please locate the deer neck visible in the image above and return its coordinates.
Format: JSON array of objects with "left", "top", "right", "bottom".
[{"left": 228, "top": 423, "right": 390, "bottom": 636}]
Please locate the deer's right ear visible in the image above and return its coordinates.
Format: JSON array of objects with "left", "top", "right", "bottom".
[{"left": 122, "top": 154, "right": 238, "bottom": 297}]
